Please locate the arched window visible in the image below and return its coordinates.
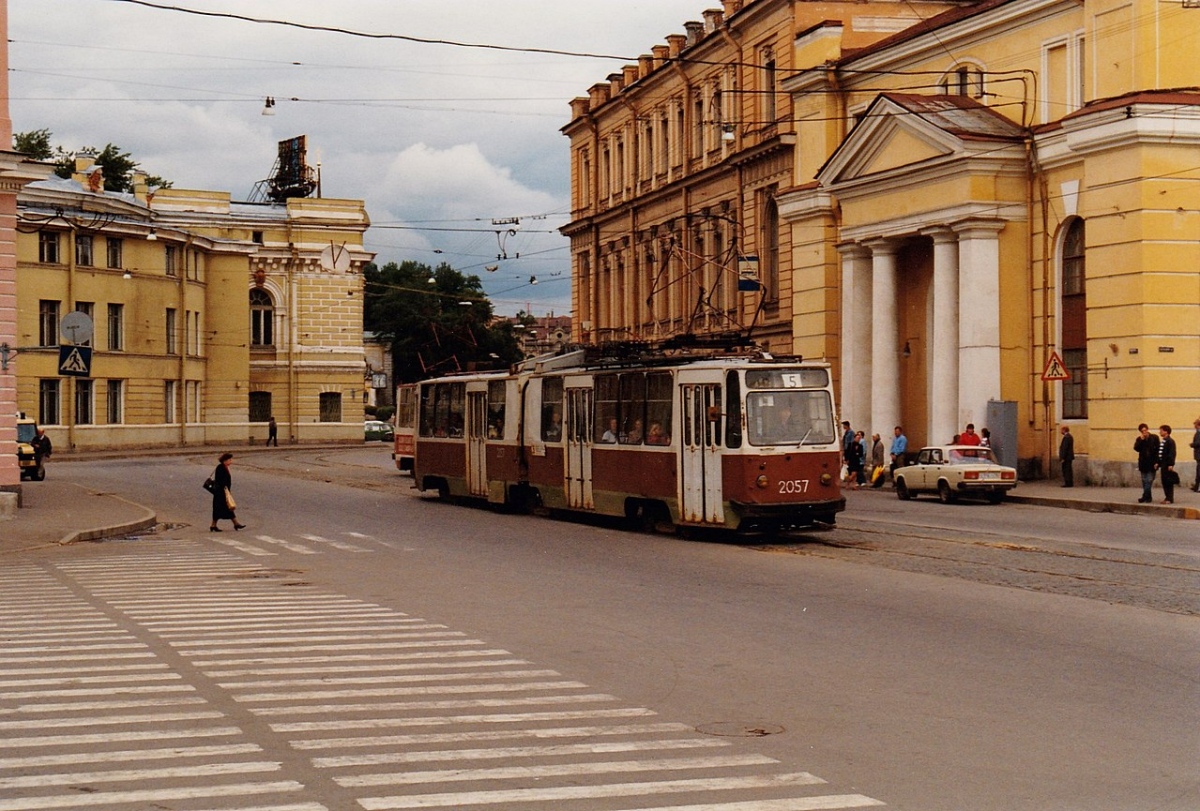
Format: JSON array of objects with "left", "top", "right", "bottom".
[
  {"left": 1060, "top": 218, "right": 1087, "bottom": 419},
  {"left": 940, "top": 64, "right": 985, "bottom": 98},
  {"left": 250, "top": 288, "right": 274, "bottom": 347},
  {"left": 762, "top": 194, "right": 780, "bottom": 305}
]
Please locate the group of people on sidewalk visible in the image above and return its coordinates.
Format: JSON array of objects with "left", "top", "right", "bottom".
[
  {"left": 841, "top": 423, "right": 922, "bottom": 490},
  {"left": 1133, "top": 421, "right": 1200, "bottom": 505},
  {"left": 1060, "top": 418, "right": 1200, "bottom": 503}
]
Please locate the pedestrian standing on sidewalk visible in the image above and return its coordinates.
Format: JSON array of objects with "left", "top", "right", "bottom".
[
  {"left": 1059, "top": 425, "right": 1075, "bottom": 487},
  {"left": 1156, "top": 425, "right": 1177, "bottom": 504},
  {"left": 870, "top": 433, "right": 886, "bottom": 488},
  {"left": 209, "top": 452, "right": 246, "bottom": 532},
  {"left": 889, "top": 426, "right": 908, "bottom": 479},
  {"left": 267, "top": 416, "right": 278, "bottom": 447},
  {"left": 1190, "top": 417, "right": 1200, "bottom": 492},
  {"left": 1134, "top": 423, "right": 1159, "bottom": 503}
]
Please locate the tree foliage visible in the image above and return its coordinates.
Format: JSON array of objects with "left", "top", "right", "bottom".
[
  {"left": 13, "top": 129, "right": 172, "bottom": 191},
  {"left": 364, "top": 261, "right": 522, "bottom": 384}
]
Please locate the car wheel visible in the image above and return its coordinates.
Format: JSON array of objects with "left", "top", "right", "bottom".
[
  {"left": 986, "top": 491, "right": 1005, "bottom": 504},
  {"left": 895, "top": 478, "right": 913, "bottom": 500},
  {"left": 937, "top": 480, "right": 956, "bottom": 504}
]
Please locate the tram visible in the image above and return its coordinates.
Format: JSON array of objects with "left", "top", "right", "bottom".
[
  {"left": 413, "top": 339, "right": 845, "bottom": 533},
  {"left": 393, "top": 383, "right": 418, "bottom": 473}
]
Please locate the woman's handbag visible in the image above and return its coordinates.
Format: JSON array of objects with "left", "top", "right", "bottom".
[
  {"left": 224, "top": 488, "right": 237, "bottom": 510},
  {"left": 202, "top": 476, "right": 215, "bottom": 493}
]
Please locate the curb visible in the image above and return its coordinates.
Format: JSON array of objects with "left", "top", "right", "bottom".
[
  {"left": 59, "top": 493, "right": 159, "bottom": 545},
  {"left": 1007, "top": 494, "right": 1200, "bottom": 520}
]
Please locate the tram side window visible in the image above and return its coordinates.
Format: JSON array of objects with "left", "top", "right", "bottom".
[
  {"left": 594, "top": 374, "right": 620, "bottom": 443},
  {"left": 618, "top": 373, "right": 646, "bottom": 444},
  {"left": 487, "top": 380, "right": 506, "bottom": 439},
  {"left": 541, "top": 377, "right": 563, "bottom": 441},
  {"left": 419, "top": 385, "right": 435, "bottom": 437},
  {"left": 645, "top": 372, "right": 672, "bottom": 445},
  {"left": 447, "top": 383, "right": 465, "bottom": 437},
  {"left": 725, "top": 371, "right": 742, "bottom": 448}
]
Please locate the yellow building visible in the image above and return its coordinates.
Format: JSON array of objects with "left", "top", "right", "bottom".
[
  {"left": 565, "top": 0, "right": 1200, "bottom": 481},
  {"left": 14, "top": 156, "right": 373, "bottom": 450},
  {"left": 561, "top": 0, "right": 961, "bottom": 354}
]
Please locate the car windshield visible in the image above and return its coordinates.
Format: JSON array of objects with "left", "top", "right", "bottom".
[
  {"left": 948, "top": 448, "right": 996, "bottom": 465},
  {"left": 16, "top": 424, "right": 36, "bottom": 443},
  {"left": 745, "top": 390, "right": 836, "bottom": 446}
]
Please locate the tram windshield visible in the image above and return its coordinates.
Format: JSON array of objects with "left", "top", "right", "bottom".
[{"left": 745, "top": 389, "right": 836, "bottom": 446}]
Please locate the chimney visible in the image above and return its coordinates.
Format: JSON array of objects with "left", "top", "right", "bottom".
[
  {"left": 638, "top": 54, "right": 654, "bottom": 79},
  {"left": 569, "top": 97, "right": 591, "bottom": 119},
  {"left": 608, "top": 72, "right": 625, "bottom": 94},
  {"left": 651, "top": 44, "right": 670, "bottom": 68},
  {"left": 623, "top": 64, "right": 639, "bottom": 86},
  {"left": 588, "top": 83, "right": 611, "bottom": 107},
  {"left": 703, "top": 8, "right": 724, "bottom": 33},
  {"left": 666, "top": 34, "right": 687, "bottom": 58},
  {"left": 722, "top": 0, "right": 743, "bottom": 17},
  {"left": 684, "top": 21, "right": 705, "bottom": 47}
]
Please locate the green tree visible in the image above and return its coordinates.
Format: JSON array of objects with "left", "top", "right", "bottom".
[
  {"left": 364, "top": 261, "right": 522, "bottom": 383},
  {"left": 12, "top": 130, "right": 171, "bottom": 191}
]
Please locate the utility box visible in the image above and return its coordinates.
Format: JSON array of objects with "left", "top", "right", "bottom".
[{"left": 986, "top": 400, "right": 1018, "bottom": 470}]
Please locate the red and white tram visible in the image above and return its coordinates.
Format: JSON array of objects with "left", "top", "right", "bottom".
[{"left": 413, "top": 342, "right": 845, "bottom": 533}]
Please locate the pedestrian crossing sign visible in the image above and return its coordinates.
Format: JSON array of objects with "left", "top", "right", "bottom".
[
  {"left": 1041, "top": 350, "right": 1070, "bottom": 381},
  {"left": 58, "top": 344, "right": 92, "bottom": 377}
]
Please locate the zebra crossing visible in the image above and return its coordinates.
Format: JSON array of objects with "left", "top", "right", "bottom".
[
  {"left": 210, "top": 530, "right": 380, "bottom": 556},
  {"left": 0, "top": 540, "right": 888, "bottom": 810}
]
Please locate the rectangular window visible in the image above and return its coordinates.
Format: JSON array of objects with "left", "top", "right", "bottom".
[
  {"left": 1062, "top": 348, "right": 1088, "bottom": 420},
  {"left": 762, "top": 53, "right": 777, "bottom": 123},
  {"left": 107, "top": 303, "right": 124, "bottom": 351},
  {"left": 618, "top": 372, "right": 647, "bottom": 445},
  {"left": 106, "top": 380, "right": 123, "bottom": 424},
  {"left": 165, "top": 244, "right": 179, "bottom": 276},
  {"left": 319, "top": 392, "right": 342, "bottom": 423},
  {"left": 38, "top": 231, "right": 60, "bottom": 264},
  {"left": 487, "top": 380, "right": 506, "bottom": 439},
  {"left": 74, "top": 302, "right": 94, "bottom": 346},
  {"left": 594, "top": 374, "right": 619, "bottom": 443},
  {"left": 646, "top": 372, "right": 673, "bottom": 444},
  {"left": 75, "top": 379, "right": 94, "bottom": 425},
  {"left": 540, "top": 377, "right": 564, "bottom": 441},
  {"left": 106, "top": 237, "right": 123, "bottom": 269},
  {"left": 164, "top": 380, "right": 177, "bottom": 423},
  {"left": 185, "top": 381, "right": 200, "bottom": 422},
  {"left": 39, "top": 379, "right": 61, "bottom": 425},
  {"left": 165, "top": 308, "right": 177, "bottom": 355},
  {"left": 39, "top": 300, "right": 60, "bottom": 347},
  {"left": 249, "top": 391, "right": 272, "bottom": 423},
  {"left": 76, "top": 234, "right": 94, "bottom": 266}
]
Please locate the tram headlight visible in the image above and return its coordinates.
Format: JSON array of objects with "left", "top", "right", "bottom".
[
  {"left": 755, "top": 474, "right": 769, "bottom": 489},
  {"left": 820, "top": 472, "right": 833, "bottom": 486}
]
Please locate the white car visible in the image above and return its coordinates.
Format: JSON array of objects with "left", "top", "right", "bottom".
[{"left": 894, "top": 445, "right": 1017, "bottom": 504}]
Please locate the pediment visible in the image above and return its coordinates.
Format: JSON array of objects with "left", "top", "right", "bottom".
[{"left": 818, "top": 93, "right": 1024, "bottom": 188}]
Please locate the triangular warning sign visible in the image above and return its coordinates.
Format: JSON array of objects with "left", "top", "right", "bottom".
[
  {"left": 58, "top": 345, "right": 92, "bottom": 377},
  {"left": 1041, "top": 350, "right": 1070, "bottom": 381}
]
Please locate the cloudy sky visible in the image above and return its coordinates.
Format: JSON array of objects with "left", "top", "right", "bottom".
[{"left": 10, "top": 0, "right": 707, "bottom": 315}]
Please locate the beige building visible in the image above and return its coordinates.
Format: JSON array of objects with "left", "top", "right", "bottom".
[
  {"left": 13, "top": 157, "right": 373, "bottom": 451},
  {"left": 562, "top": 0, "right": 963, "bottom": 353},
  {"left": 565, "top": 0, "right": 1200, "bottom": 481}
]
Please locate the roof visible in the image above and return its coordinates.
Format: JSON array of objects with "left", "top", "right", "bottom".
[{"left": 875, "top": 92, "right": 1025, "bottom": 141}]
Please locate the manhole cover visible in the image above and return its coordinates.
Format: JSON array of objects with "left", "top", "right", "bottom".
[{"left": 696, "top": 722, "right": 784, "bottom": 737}]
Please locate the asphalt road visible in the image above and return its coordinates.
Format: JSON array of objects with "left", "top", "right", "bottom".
[{"left": 3, "top": 447, "right": 1196, "bottom": 811}]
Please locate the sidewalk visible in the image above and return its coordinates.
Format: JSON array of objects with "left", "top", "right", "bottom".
[{"left": 2, "top": 446, "right": 1196, "bottom": 553}]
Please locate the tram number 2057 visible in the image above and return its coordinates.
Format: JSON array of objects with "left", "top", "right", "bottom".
[{"left": 779, "top": 479, "right": 810, "bottom": 494}]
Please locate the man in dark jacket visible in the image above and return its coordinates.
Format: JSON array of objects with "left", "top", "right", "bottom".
[
  {"left": 1190, "top": 418, "right": 1200, "bottom": 492},
  {"left": 1156, "top": 424, "right": 1177, "bottom": 504},
  {"left": 1134, "top": 423, "right": 1159, "bottom": 503},
  {"left": 1058, "top": 425, "right": 1075, "bottom": 487}
]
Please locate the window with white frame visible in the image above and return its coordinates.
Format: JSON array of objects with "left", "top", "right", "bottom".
[
  {"left": 39, "top": 379, "right": 60, "bottom": 425},
  {"left": 76, "top": 234, "right": 94, "bottom": 266},
  {"left": 106, "top": 380, "right": 123, "bottom": 424},
  {"left": 166, "top": 308, "right": 177, "bottom": 355},
  {"left": 107, "top": 303, "right": 124, "bottom": 351},
  {"left": 106, "top": 237, "right": 123, "bottom": 269},
  {"left": 250, "top": 288, "right": 274, "bottom": 347},
  {"left": 39, "top": 300, "right": 60, "bottom": 347},
  {"left": 164, "top": 380, "right": 177, "bottom": 423},
  {"left": 75, "top": 379, "right": 94, "bottom": 425},
  {"left": 38, "top": 231, "right": 60, "bottom": 264}
]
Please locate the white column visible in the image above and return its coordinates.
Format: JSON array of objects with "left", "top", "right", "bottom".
[
  {"left": 927, "top": 228, "right": 960, "bottom": 445},
  {"left": 955, "top": 221, "right": 1004, "bottom": 428},
  {"left": 867, "top": 240, "right": 900, "bottom": 439},
  {"left": 838, "top": 243, "right": 872, "bottom": 433}
]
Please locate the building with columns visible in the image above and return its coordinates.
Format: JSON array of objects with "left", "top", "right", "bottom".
[
  {"left": 561, "top": 0, "right": 964, "bottom": 354},
  {"left": 11, "top": 157, "right": 373, "bottom": 452},
  {"left": 565, "top": 0, "right": 1199, "bottom": 481}
]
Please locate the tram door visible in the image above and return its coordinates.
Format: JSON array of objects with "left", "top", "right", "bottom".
[
  {"left": 679, "top": 381, "right": 724, "bottom": 524},
  {"left": 465, "top": 390, "right": 488, "bottom": 497},
  {"left": 564, "top": 386, "right": 594, "bottom": 509}
]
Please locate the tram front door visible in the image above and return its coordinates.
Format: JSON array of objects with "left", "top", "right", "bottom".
[
  {"left": 564, "top": 386, "right": 594, "bottom": 509},
  {"left": 465, "top": 390, "right": 488, "bottom": 497},
  {"left": 680, "top": 381, "right": 724, "bottom": 524}
]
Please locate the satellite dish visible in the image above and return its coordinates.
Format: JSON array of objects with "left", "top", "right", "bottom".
[
  {"left": 319, "top": 243, "right": 352, "bottom": 272},
  {"left": 60, "top": 311, "right": 95, "bottom": 345}
]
